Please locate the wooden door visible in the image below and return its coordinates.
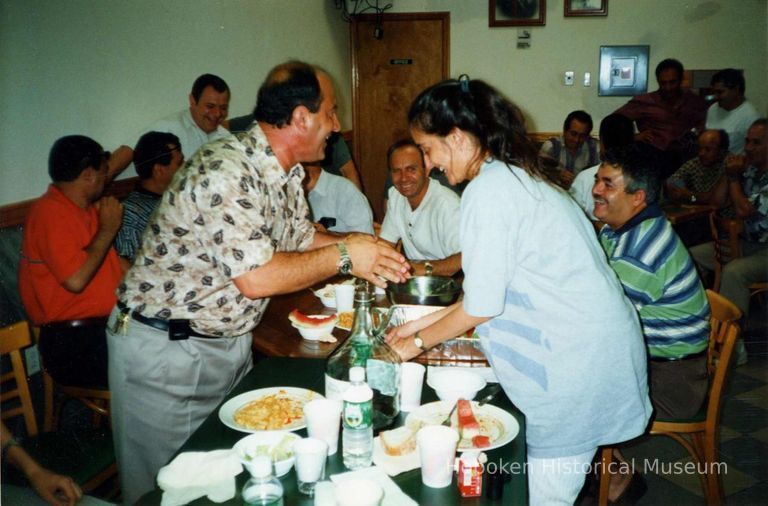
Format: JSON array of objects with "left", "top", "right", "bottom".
[{"left": 351, "top": 12, "right": 450, "bottom": 220}]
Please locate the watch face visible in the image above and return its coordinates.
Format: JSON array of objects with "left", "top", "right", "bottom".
[
  {"left": 414, "top": 336, "right": 424, "bottom": 349},
  {"left": 339, "top": 259, "right": 353, "bottom": 275}
]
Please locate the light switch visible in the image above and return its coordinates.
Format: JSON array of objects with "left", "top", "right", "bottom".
[
  {"left": 583, "top": 72, "right": 591, "bottom": 87},
  {"left": 564, "top": 71, "right": 574, "bottom": 86}
]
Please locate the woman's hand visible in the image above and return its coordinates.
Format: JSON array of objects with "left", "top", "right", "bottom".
[
  {"left": 27, "top": 466, "right": 82, "bottom": 506},
  {"left": 387, "top": 328, "right": 423, "bottom": 362}
]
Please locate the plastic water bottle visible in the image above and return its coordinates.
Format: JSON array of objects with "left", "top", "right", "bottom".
[
  {"left": 242, "top": 455, "right": 284, "bottom": 505},
  {"left": 342, "top": 366, "right": 374, "bottom": 469}
]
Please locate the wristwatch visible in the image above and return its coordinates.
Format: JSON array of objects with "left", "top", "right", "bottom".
[
  {"left": 690, "top": 194, "right": 697, "bottom": 203},
  {"left": 336, "top": 242, "right": 353, "bottom": 276},
  {"left": 413, "top": 331, "right": 427, "bottom": 351}
]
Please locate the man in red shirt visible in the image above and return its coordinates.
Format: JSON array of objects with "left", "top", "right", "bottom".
[{"left": 19, "top": 135, "right": 130, "bottom": 388}]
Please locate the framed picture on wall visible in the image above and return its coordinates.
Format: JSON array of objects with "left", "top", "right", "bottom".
[
  {"left": 598, "top": 45, "right": 649, "bottom": 96},
  {"left": 565, "top": 0, "right": 607, "bottom": 17},
  {"left": 489, "top": 0, "right": 546, "bottom": 27}
]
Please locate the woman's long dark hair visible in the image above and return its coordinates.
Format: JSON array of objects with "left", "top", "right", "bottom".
[{"left": 408, "top": 77, "right": 547, "bottom": 181}]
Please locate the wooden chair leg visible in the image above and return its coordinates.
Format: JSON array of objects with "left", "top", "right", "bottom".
[
  {"left": 598, "top": 447, "right": 613, "bottom": 506},
  {"left": 43, "top": 372, "right": 56, "bottom": 432}
]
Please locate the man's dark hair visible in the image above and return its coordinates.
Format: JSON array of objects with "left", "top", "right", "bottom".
[
  {"left": 599, "top": 114, "right": 635, "bottom": 151},
  {"left": 711, "top": 68, "right": 745, "bottom": 95},
  {"left": 48, "top": 135, "right": 106, "bottom": 182},
  {"left": 386, "top": 139, "right": 425, "bottom": 169},
  {"left": 190, "top": 74, "right": 229, "bottom": 102},
  {"left": 253, "top": 61, "right": 322, "bottom": 128},
  {"left": 603, "top": 143, "right": 662, "bottom": 205},
  {"left": 133, "top": 131, "right": 181, "bottom": 180},
  {"left": 563, "top": 110, "right": 593, "bottom": 134},
  {"left": 750, "top": 118, "right": 767, "bottom": 129},
  {"left": 655, "top": 58, "right": 684, "bottom": 80}
]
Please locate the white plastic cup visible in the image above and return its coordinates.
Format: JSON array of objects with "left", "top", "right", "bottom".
[
  {"left": 294, "top": 437, "right": 328, "bottom": 496},
  {"left": 334, "top": 284, "right": 355, "bottom": 313},
  {"left": 335, "top": 478, "right": 384, "bottom": 506},
  {"left": 400, "top": 362, "right": 426, "bottom": 412},
  {"left": 303, "top": 398, "right": 342, "bottom": 456},
  {"left": 417, "top": 425, "right": 459, "bottom": 488}
]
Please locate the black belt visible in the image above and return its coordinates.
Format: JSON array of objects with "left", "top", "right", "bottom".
[
  {"left": 116, "top": 302, "right": 217, "bottom": 340},
  {"left": 42, "top": 317, "right": 108, "bottom": 330},
  {"left": 649, "top": 349, "right": 707, "bottom": 362}
]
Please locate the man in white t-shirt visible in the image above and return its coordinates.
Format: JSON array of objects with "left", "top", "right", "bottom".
[
  {"left": 379, "top": 140, "right": 461, "bottom": 276},
  {"left": 147, "top": 74, "right": 232, "bottom": 158},
  {"left": 706, "top": 68, "right": 759, "bottom": 154}
]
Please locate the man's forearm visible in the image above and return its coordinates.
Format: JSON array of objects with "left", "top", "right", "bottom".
[
  {"left": 233, "top": 246, "right": 339, "bottom": 299},
  {"left": 414, "top": 254, "right": 462, "bottom": 276},
  {"left": 63, "top": 230, "right": 117, "bottom": 293},
  {"left": 728, "top": 180, "right": 756, "bottom": 218}
]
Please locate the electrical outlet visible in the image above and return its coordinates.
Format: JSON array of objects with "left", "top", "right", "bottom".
[
  {"left": 584, "top": 72, "right": 591, "bottom": 87},
  {"left": 564, "top": 71, "right": 574, "bottom": 86},
  {"left": 25, "top": 345, "right": 41, "bottom": 375}
]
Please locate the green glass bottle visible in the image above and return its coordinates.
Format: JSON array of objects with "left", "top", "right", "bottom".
[{"left": 325, "top": 282, "right": 401, "bottom": 430}]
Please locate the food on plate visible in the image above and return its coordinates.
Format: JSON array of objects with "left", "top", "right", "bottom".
[
  {"left": 380, "top": 426, "right": 417, "bottom": 456},
  {"left": 457, "top": 399, "right": 480, "bottom": 440},
  {"left": 471, "top": 435, "right": 490, "bottom": 448},
  {"left": 243, "top": 434, "right": 296, "bottom": 462},
  {"left": 336, "top": 311, "right": 354, "bottom": 330},
  {"left": 234, "top": 391, "right": 305, "bottom": 430},
  {"left": 288, "top": 309, "right": 338, "bottom": 328}
]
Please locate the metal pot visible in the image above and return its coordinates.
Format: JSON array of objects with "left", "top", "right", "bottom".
[{"left": 386, "top": 275, "right": 461, "bottom": 306}]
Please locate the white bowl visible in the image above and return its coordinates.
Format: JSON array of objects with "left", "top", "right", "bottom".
[
  {"left": 291, "top": 315, "right": 337, "bottom": 341},
  {"left": 313, "top": 284, "right": 338, "bottom": 308},
  {"left": 427, "top": 369, "right": 486, "bottom": 404},
  {"left": 233, "top": 431, "right": 300, "bottom": 477},
  {"left": 335, "top": 478, "right": 384, "bottom": 506}
]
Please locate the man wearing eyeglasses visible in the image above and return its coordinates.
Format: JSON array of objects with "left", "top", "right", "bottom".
[
  {"left": 18, "top": 135, "right": 132, "bottom": 390},
  {"left": 115, "top": 131, "right": 185, "bottom": 265}
]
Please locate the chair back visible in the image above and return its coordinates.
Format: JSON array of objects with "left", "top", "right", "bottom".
[
  {"left": 708, "top": 213, "right": 744, "bottom": 291},
  {"left": 704, "top": 290, "right": 742, "bottom": 425},
  {"left": 0, "top": 320, "right": 39, "bottom": 436}
]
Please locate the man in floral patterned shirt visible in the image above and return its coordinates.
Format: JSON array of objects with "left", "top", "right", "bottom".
[
  {"left": 692, "top": 118, "right": 768, "bottom": 316},
  {"left": 107, "top": 61, "right": 409, "bottom": 503}
]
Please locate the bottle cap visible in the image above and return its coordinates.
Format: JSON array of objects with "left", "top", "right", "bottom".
[
  {"left": 354, "top": 282, "right": 374, "bottom": 303},
  {"left": 460, "top": 450, "right": 480, "bottom": 464},
  {"left": 249, "top": 455, "right": 273, "bottom": 478},
  {"left": 350, "top": 366, "right": 365, "bottom": 383}
]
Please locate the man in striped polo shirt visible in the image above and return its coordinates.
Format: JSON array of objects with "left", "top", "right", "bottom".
[
  {"left": 115, "top": 131, "right": 184, "bottom": 266},
  {"left": 593, "top": 144, "right": 710, "bottom": 420}
]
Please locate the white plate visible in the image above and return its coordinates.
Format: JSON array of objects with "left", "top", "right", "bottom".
[
  {"left": 404, "top": 400, "right": 519, "bottom": 451},
  {"left": 218, "top": 387, "right": 323, "bottom": 433}
]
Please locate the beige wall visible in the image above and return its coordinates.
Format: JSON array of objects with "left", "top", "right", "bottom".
[
  {"left": 393, "top": 0, "right": 767, "bottom": 132},
  {"left": 1, "top": 0, "right": 766, "bottom": 205},
  {"left": 0, "top": 0, "right": 352, "bottom": 205}
]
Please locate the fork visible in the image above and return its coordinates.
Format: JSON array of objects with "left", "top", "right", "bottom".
[{"left": 441, "top": 384, "right": 502, "bottom": 426}]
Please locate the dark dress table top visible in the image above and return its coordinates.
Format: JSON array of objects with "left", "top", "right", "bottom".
[{"left": 137, "top": 357, "right": 528, "bottom": 505}]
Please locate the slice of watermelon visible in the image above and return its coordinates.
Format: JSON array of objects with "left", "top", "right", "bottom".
[
  {"left": 288, "top": 309, "right": 338, "bottom": 328},
  {"left": 471, "top": 435, "right": 491, "bottom": 448}
]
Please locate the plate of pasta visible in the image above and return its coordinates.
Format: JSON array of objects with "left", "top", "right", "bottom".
[{"left": 219, "top": 387, "right": 323, "bottom": 433}]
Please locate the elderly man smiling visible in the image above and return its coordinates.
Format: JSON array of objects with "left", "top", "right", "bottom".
[{"left": 379, "top": 139, "right": 461, "bottom": 276}]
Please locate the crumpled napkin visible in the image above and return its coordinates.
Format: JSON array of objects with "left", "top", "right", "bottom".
[
  {"left": 157, "top": 449, "right": 243, "bottom": 506},
  {"left": 372, "top": 436, "right": 420, "bottom": 476},
  {"left": 330, "top": 465, "right": 418, "bottom": 506}
]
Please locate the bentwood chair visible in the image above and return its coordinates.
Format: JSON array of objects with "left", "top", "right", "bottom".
[
  {"left": 0, "top": 320, "right": 119, "bottom": 496},
  {"left": 598, "top": 290, "right": 742, "bottom": 506}
]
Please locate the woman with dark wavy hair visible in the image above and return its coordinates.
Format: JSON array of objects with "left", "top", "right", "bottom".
[{"left": 387, "top": 76, "right": 652, "bottom": 504}]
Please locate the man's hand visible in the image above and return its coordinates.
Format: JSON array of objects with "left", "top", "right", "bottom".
[
  {"left": 27, "top": 466, "right": 82, "bottom": 506},
  {"left": 345, "top": 234, "right": 409, "bottom": 288},
  {"left": 635, "top": 130, "right": 654, "bottom": 144},
  {"left": 725, "top": 154, "right": 747, "bottom": 178},
  {"left": 558, "top": 169, "right": 575, "bottom": 189},
  {"left": 95, "top": 196, "right": 123, "bottom": 238}
]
